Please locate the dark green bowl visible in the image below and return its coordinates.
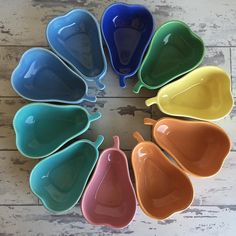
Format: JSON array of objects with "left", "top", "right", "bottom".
[{"left": 133, "top": 20, "right": 205, "bottom": 93}]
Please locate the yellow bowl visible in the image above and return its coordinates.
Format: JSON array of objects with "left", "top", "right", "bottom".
[{"left": 145, "top": 66, "right": 234, "bottom": 121}]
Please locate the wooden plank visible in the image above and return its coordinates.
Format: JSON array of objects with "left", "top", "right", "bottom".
[
  {"left": 189, "top": 152, "right": 236, "bottom": 205},
  {"left": 0, "top": 46, "right": 230, "bottom": 97},
  {"left": 214, "top": 106, "right": 236, "bottom": 151},
  {"left": 0, "top": 205, "right": 235, "bottom": 235},
  {"left": 0, "top": 0, "right": 236, "bottom": 46},
  {"left": 0, "top": 98, "right": 151, "bottom": 150},
  {"left": 0, "top": 151, "right": 38, "bottom": 204},
  {"left": 231, "top": 47, "right": 236, "bottom": 97}
]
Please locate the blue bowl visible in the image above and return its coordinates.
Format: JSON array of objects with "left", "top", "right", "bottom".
[
  {"left": 11, "top": 48, "right": 96, "bottom": 104},
  {"left": 101, "top": 3, "right": 154, "bottom": 88},
  {"left": 46, "top": 9, "right": 107, "bottom": 90}
]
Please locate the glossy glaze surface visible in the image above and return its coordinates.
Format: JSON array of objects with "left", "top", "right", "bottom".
[
  {"left": 13, "top": 103, "right": 101, "bottom": 159},
  {"left": 82, "top": 136, "right": 136, "bottom": 228},
  {"left": 144, "top": 117, "right": 231, "bottom": 177},
  {"left": 146, "top": 66, "right": 233, "bottom": 120},
  {"left": 133, "top": 21, "right": 204, "bottom": 93},
  {"left": 30, "top": 136, "right": 104, "bottom": 213},
  {"left": 47, "top": 9, "right": 107, "bottom": 89},
  {"left": 101, "top": 3, "right": 154, "bottom": 87},
  {"left": 11, "top": 48, "right": 96, "bottom": 104},
  {"left": 131, "top": 132, "right": 193, "bottom": 220}
]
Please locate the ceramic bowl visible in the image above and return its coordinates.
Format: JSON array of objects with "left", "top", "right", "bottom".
[
  {"left": 13, "top": 103, "right": 101, "bottom": 159},
  {"left": 133, "top": 20, "right": 204, "bottom": 93},
  {"left": 131, "top": 132, "right": 193, "bottom": 220},
  {"left": 30, "top": 136, "right": 104, "bottom": 214},
  {"left": 11, "top": 48, "right": 96, "bottom": 104},
  {"left": 81, "top": 136, "right": 136, "bottom": 229},
  {"left": 101, "top": 2, "right": 154, "bottom": 87},
  {"left": 47, "top": 9, "right": 107, "bottom": 90},
  {"left": 144, "top": 117, "right": 231, "bottom": 177},
  {"left": 145, "top": 66, "right": 233, "bottom": 120}
]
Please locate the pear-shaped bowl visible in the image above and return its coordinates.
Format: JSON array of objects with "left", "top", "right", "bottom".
[
  {"left": 133, "top": 20, "right": 204, "bottom": 93},
  {"left": 101, "top": 2, "right": 154, "bottom": 87},
  {"left": 144, "top": 117, "right": 231, "bottom": 177},
  {"left": 145, "top": 66, "right": 234, "bottom": 120},
  {"left": 11, "top": 48, "right": 96, "bottom": 104},
  {"left": 13, "top": 103, "right": 101, "bottom": 159},
  {"left": 131, "top": 132, "right": 194, "bottom": 220},
  {"left": 30, "top": 136, "right": 104, "bottom": 213},
  {"left": 81, "top": 136, "right": 136, "bottom": 229},
  {"left": 46, "top": 9, "right": 107, "bottom": 90}
]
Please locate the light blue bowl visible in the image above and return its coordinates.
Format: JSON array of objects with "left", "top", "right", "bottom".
[
  {"left": 30, "top": 135, "right": 104, "bottom": 214},
  {"left": 46, "top": 9, "right": 107, "bottom": 90},
  {"left": 13, "top": 103, "right": 101, "bottom": 159},
  {"left": 11, "top": 48, "right": 96, "bottom": 104}
]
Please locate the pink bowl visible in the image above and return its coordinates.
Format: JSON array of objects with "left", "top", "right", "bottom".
[{"left": 81, "top": 136, "right": 136, "bottom": 228}]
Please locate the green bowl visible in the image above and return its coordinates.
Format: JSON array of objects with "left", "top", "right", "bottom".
[
  {"left": 29, "top": 136, "right": 104, "bottom": 214},
  {"left": 133, "top": 20, "right": 205, "bottom": 93},
  {"left": 13, "top": 103, "right": 101, "bottom": 159}
]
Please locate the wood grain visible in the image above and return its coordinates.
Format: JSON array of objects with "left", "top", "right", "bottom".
[
  {"left": 231, "top": 47, "right": 236, "bottom": 97},
  {"left": 0, "top": 151, "right": 38, "bottom": 204},
  {"left": 0, "top": 0, "right": 236, "bottom": 46},
  {"left": 0, "top": 205, "right": 235, "bottom": 236}
]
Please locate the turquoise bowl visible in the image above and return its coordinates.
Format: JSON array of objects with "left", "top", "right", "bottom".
[
  {"left": 13, "top": 103, "right": 101, "bottom": 159},
  {"left": 30, "top": 135, "right": 104, "bottom": 213}
]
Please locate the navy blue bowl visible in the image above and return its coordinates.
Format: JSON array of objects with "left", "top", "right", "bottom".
[
  {"left": 101, "top": 3, "right": 154, "bottom": 88},
  {"left": 11, "top": 48, "right": 96, "bottom": 104},
  {"left": 46, "top": 9, "right": 107, "bottom": 90}
]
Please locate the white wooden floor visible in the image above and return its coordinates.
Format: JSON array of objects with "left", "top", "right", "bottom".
[{"left": 0, "top": 0, "right": 236, "bottom": 235}]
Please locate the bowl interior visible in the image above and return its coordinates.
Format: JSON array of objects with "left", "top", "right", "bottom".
[
  {"left": 12, "top": 49, "right": 86, "bottom": 102},
  {"left": 47, "top": 10, "right": 105, "bottom": 78},
  {"left": 139, "top": 21, "right": 204, "bottom": 88},
  {"left": 102, "top": 4, "right": 153, "bottom": 75},
  {"left": 157, "top": 67, "right": 233, "bottom": 120},
  {"left": 153, "top": 118, "right": 231, "bottom": 176},
  {"left": 132, "top": 142, "right": 193, "bottom": 219},
  {"left": 82, "top": 149, "right": 136, "bottom": 228},
  {"left": 14, "top": 104, "right": 89, "bottom": 158},
  {"left": 30, "top": 141, "right": 97, "bottom": 212}
]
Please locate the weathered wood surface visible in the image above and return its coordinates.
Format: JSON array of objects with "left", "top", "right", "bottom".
[
  {"left": 0, "top": 0, "right": 236, "bottom": 46},
  {"left": 0, "top": 205, "right": 236, "bottom": 236},
  {"left": 0, "top": 0, "right": 236, "bottom": 235}
]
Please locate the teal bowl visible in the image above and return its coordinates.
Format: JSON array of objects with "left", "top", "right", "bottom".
[
  {"left": 30, "top": 135, "right": 104, "bottom": 214},
  {"left": 13, "top": 103, "right": 101, "bottom": 159}
]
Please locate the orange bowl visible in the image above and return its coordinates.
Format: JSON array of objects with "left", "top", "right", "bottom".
[
  {"left": 131, "top": 131, "right": 194, "bottom": 220},
  {"left": 144, "top": 117, "right": 231, "bottom": 177}
]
